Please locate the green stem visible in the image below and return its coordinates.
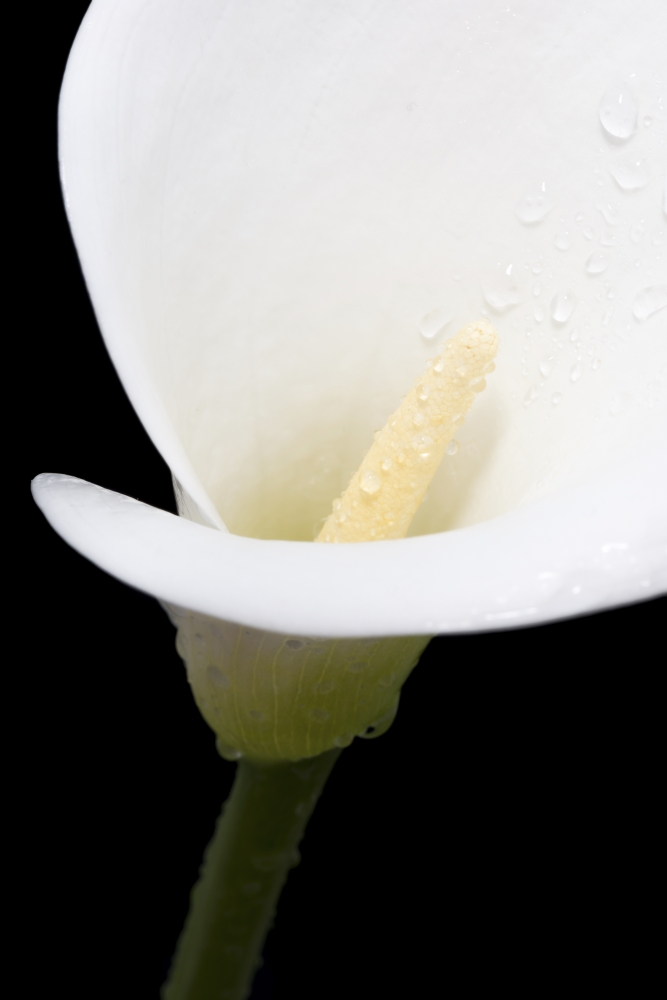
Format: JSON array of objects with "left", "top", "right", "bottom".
[{"left": 161, "top": 749, "right": 341, "bottom": 1000}]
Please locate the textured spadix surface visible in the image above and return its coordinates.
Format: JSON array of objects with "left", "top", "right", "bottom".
[{"left": 36, "top": 0, "right": 667, "bottom": 755}]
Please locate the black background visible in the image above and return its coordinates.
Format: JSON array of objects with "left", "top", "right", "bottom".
[{"left": 26, "top": 4, "right": 663, "bottom": 998}]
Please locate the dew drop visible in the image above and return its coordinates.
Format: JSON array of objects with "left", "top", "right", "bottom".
[
  {"left": 483, "top": 361, "right": 496, "bottom": 374},
  {"left": 570, "top": 364, "right": 583, "bottom": 382},
  {"left": 597, "top": 202, "right": 620, "bottom": 226},
  {"left": 433, "top": 356, "right": 446, "bottom": 373},
  {"left": 524, "top": 385, "right": 539, "bottom": 405},
  {"left": 539, "top": 359, "right": 553, "bottom": 378},
  {"left": 417, "top": 383, "right": 430, "bottom": 400},
  {"left": 554, "top": 231, "right": 571, "bottom": 250},
  {"left": 630, "top": 222, "right": 645, "bottom": 243},
  {"left": 412, "top": 433, "right": 434, "bottom": 458},
  {"left": 600, "top": 232, "right": 616, "bottom": 247},
  {"left": 333, "top": 734, "right": 354, "bottom": 748},
  {"left": 601, "top": 306, "right": 613, "bottom": 326},
  {"left": 446, "top": 440, "right": 459, "bottom": 456},
  {"left": 533, "top": 283, "right": 541, "bottom": 296},
  {"left": 412, "top": 411, "right": 425, "bottom": 427},
  {"left": 515, "top": 181, "right": 553, "bottom": 223},
  {"left": 599, "top": 83, "right": 638, "bottom": 139},
  {"left": 313, "top": 679, "right": 336, "bottom": 695},
  {"left": 643, "top": 115, "right": 653, "bottom": 127},
  {"left": 360, "top": 469, "right": 382, "bottom": 494},
  {"left": 419, "top": 307, "right": 453, "bottom": 341},
  {"left": 380, "top": 457, "right": 392, "bottom": 472},
  {"left": 585, "top": 252, "right": 609, "bottom": 275},
  {"left": 285, "top": 639, "right": 304, "bottom": 650},
  {"left": 582, "top": 226, "right": 595, "bottom": 240},
  {"left": 575, "top": 212, "right": 585, "bottom": 224},
  {"left": 550, "top": 289, "right": 577, "bottom": 322},
  {"left": 469, "top": 376, "right": 486, "bottom": 393},
  {"left": 534, "top": 306, "right": 545, "bottom": 322},
  {"left": 551, "top": 392, "right": 562, "bottom": 405},
  {"left": 652, "top": 230, "right": 665, "bottom": 247},
  {"left": 592, "top": 357, "right": 602, "bottom": 370},
  {"left": 632, "top": 285, "right": 667, "bottom": 321},
  {"left": 609, "top": 156, "right": 650, "bottom": 191},
  {"left": 482, "top": 270, "right": 521, "bottom": 310},
  {"left": 207, "top": 665, "right": 230, "bottom": 688}
]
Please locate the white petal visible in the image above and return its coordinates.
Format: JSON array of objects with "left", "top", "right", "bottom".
[
  {"left": 33, "top": 465, "right": 666, "bottom": 636},
  {"left": 55, "top": 0, "right": 667, "bottom": 625}
]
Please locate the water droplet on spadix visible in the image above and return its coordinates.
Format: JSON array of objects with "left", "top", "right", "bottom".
[
  {"left": 599, "top": 84, "right": 637, "bottom": 139},
  {"left": 632, "top": 286, "right": 667, "bottom": 321},
  {"left": 515, "top": 182, "right": 553, "bottom": 224},
  {"left": 360, "top": 470, "right": 382, "bottom": 494},
  {"left": 550, "top": 290, "right": 577, "bottom": 323}
]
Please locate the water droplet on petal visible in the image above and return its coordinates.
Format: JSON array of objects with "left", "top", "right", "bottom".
[
  {"left": 609, "top": 156, "right": 650, "bottom": 191},
  {"left": 469, "top": 376, "right": 486, "bottom": 393},
  {"left": 285, "top": 639, "right": 304, "bottom": 650},
  {"left": 482, "top": 270, "right": 521, "bottom": 310},
  {"left": 419, "top": 307, "right": 453, "bottom": 341},
  {"left": 582, "top": 226, "right": 595, "bottom": 240},
  {"left": 652, "top": 230, "right": 665, "bottom": 247},
  {"left": 417, "top": 383, "right": 430, "bottom": 400},
  {"left": 515, "top": 181, "right": 553, "bottom": 223},
  {"left": 446, "top": 440, "right": 459, "bottom": 456},
  {"left": 597, "top": 201, "right": 620, "bottom": 226},
  {"left": 551, "top": 392, "right": 562, "bottom": 405},
  {"left": 554, "top": 231, "right": 571, "bottom": 250},
  {"left": 599, "top": 83, "right": 638, "bottom": 139},
  {"left": 360, "top": 470, "right": 382, "bottom": 494},
  {"left": 630, "top": 222, "right": 645, "bottom": 243},
  {"left": 539, "top": 358, "right": 553, "bottom": 378},
  {"left": 532, "top": 283, "right": 541, "bottom": 296},
  {"left": 632, "top": 286, "right": 667, "bottom": 321},
  {"left": 570, "top": 364, "right": 583, "bottom": 382},
  {"left": 380, "top": 457, "right": 392, "bottom": 472},
  {"left": 592, "top": 357, "right": 602, "bottom": 370},
  {"left": 524, "top": 385, "right": 539, "bottom": 405},
  {"left": 534, "top": 306, "right": 545, "bottom": 322},
  {"left": 585, "top": 252, "right": 609, "bottom": 275},
  {"left": 550, "top": 289, "right": 577, "bottom": 322},
  {"left": 333, "top": 734, "right": 354, "bottom": 748},
  {"left": 643, "top": 115, "right": 652, "bottom": 127}
]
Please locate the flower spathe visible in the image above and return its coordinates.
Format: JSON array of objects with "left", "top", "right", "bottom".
[{"left": 35, "top": 0, "right": 667, "bottom": 760}]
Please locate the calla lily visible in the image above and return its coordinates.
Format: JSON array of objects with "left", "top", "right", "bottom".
[{"left": 34, "top": 0, "right": 666, "bottom": 762}]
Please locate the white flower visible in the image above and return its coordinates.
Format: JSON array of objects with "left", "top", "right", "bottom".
[{"left": 34, "top": 0, "right": 666, "bottom": 758}]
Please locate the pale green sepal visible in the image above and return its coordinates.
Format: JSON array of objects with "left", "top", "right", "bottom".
[{"left": 164, "top": 603, "right": 430, "bottom": 762}]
